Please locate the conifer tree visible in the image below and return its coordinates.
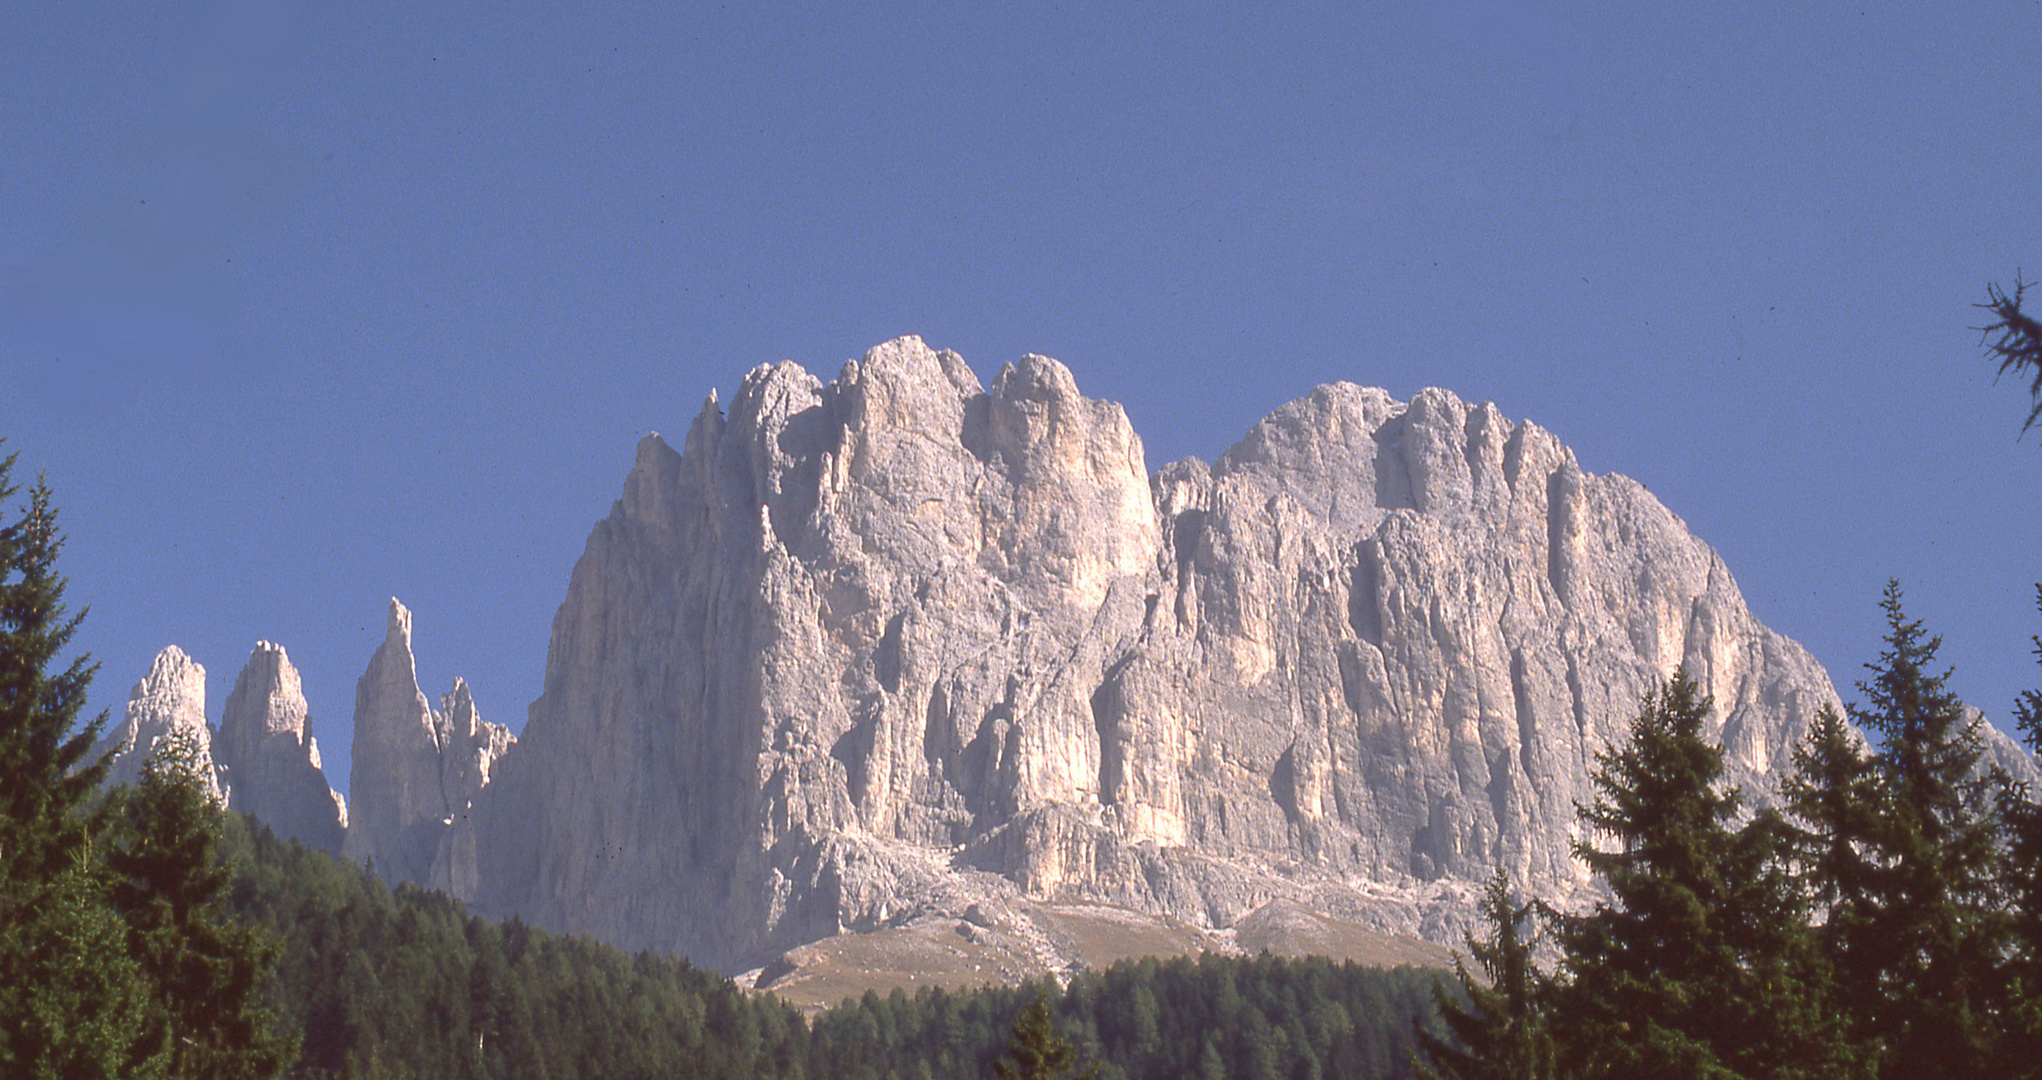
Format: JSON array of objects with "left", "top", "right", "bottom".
[
  {"left": 1552, "top": 671, "right": 1864, "bottom": 1080},
  {"left": 1414, "top": 869, "right": 1556, "bottom": 1080},
  {"left": 994, "top": 992, "right": 1098, "bottom": 1080},
  {"left": 108, "top": 729, "right": 295, "bottom": 1079},
  {"left": 1783, "top": 702, "right": 1887, "bottom": 1039},
  {"left": 0, "top": 456, "right": 113, "bottom": 914},
  {"left": 1980, "top": 275, "right": 2042, "bottom": 435},
  {"left": 0, "top": 451, "right": 161, "bottom": 1078},
  {"left": 1993, "top": 586, "right": 2042, "bottom": 1074},
  {"left": 1784, "top": 706, "right": 1883, "bottom": 914},
  {"left": 1834, "top": 583, "right": 2007, "bottom": 1077}
]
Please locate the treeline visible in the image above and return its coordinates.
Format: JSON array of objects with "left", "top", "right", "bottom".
[
  {"left": 227, "top": 811, "right": 1443, "bottom": 1079},
  {"left": 1419, "top": 587, "right": 2042, "bottom": 1079},
  {"left": 811, "top": 954, "right": 1440, "bottom": 1080},
  {"left": 223, "top": 817, "right": 814, "bottom": 1078}
]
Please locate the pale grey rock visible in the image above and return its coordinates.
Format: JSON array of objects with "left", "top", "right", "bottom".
[
  {"left": 345, "top": 598, "right": 515, "bottom": 887},
  {"left": 95, "top": 646, "right": 225, "bottom": 804},
  {"left": 449, "top": 338, "right": 1871, "bottom": 971},
  {"left": 427, "top": 678, "right": 516, "bottom": 898},
  {"left": 215, "top": 642, "right": 347, "bottom": 853},
  {"left": 434, "top": 678, "right": 514, "bottom": 814},
  {"left": 1968, "top": 706, "right": 2036, "bottom": 787},
  {"left": 344, "top": 599, "right": 446, "bottom": 883}
]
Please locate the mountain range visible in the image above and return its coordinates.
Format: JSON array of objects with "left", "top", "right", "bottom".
[{"left": 102, "top": 337, "right": 2030, "bottom": 985}]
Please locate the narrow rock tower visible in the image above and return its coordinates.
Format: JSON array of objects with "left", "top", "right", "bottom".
[
  {"left": 343, "top": 599, "right": 446, "bottom": 883},
  {"left": 214, "top": 641, "right": 347, "bottom": 853},
  {"left": 345, "top": 599, "right": 515, "bottom": 885}
]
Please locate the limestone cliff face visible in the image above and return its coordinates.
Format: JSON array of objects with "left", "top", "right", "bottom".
[
  {"left": 346, "top": 599, "right": 515, "bottom": 886},
  {"left": 96, "top": 645, "right": 225, "bottom": 805},
  {"left": 454, "top": 338, "right": 1848, "bottom": 971},
  {"left": 214, "top": 642, "right": 347, "bottom": 854}
]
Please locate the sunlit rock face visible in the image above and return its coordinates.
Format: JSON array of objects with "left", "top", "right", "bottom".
[
  {"left": 215, "top": 642, "right": 347, "bottom": 854},
  {"left": 345, "top": 599, "right": 513, "bottom": 885},
  {"left": 428, "top": 677, "right": 516, "bottom": 898},
  {"left": 96, "top": 645, "right": 226, "bottom": 805},
  {"left": 452, "top": 336, "right": 1850, "bottom": 972}
]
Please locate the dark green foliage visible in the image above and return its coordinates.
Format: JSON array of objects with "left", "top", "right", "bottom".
[
  {"left": 995, "top": 993, "right": 1099, "bottom": 1080},
  {"left": 2013, "top": 585, "right": 2042, "bottom": 756},
  {"left": 0, "top": 456, "right": 111, "bottom": 875},
  {"left": 1414, "top": 871, "right": 1555, "bottom": 1080},
  {"left": 108, "top": 730, "right": 296, "bottom": 1079},
  {"left": 223, "top": 822, "right": 1449, "bottom": 1080},
  {"left": 0, "top": 865, "right": 162, "bottom": 1079},
  {"left": 806, "top": 955, "right": 1445, "bottom": 1080},
  {"left": 1445, "top": 584, "right": 2042, "bottom": 1079},
  {"left": 223, "top": 815, "right": 814, "bottom": 1079},
  {"left": 1784, "top": 704, "right": 1883, "bottom": 934},
  {"left": 1995, "top": 586, "right": 2042, "bottom": 1075},
  {"left": 1818, "top": 584, "right": 2007, "bottom": 1076},
  {"left": 1552, "top": 671, "right": 1862, "bottom": 1079},
  {"left": 1981, "top": 275, "right": 2042, "bottom": 435},
  {"left": 0, "top": 451, "right": 162, "bottom": 1078}
]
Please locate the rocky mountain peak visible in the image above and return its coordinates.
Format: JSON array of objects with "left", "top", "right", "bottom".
[
  {"left": 139, "top": 643, "right": 206, "bottom": 700},
  {"left": 438, "top": 676, "right": 477, "bottom": 738},
  {"left": 218, "top": 642, "right": 309, "bottom": 754},
  {"left": 342, "top": 598, "right": 446, "bottom": 883},
  {"left": 432, "top": 340, "right": 1855, "bottom": 974},
  {"left": 342, "top": 598, "right": 514, "bottom": 887},
  {"left": 96, "top": 644, "right": 224, "bottom": 804},
  {"left": 433, "top": 676, "right": 513, "bottom": 813},
  {"left": 215, "top": 641, "right": 346, "bottom": 853},
  {"left": 318, "top": 338, "right": 2035, "bottom": 985},
  {"left": 386, "top": 595, "right": 412, "bottom": 643}
]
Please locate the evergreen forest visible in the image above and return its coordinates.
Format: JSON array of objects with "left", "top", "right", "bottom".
[{"left": 228, "top": 811, "right": 1445, "bottom": 1079}]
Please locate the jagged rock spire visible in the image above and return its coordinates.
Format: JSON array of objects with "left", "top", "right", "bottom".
[
  {"left": 434, "top": 677, "right": 513, "bottom": 812},
  {"left": 96, "top": 645, "right": 226, "bottom": 805},
  {"left": 215, "top": 641, "right": 347, "bottom": 853},
  {"left": 342, "top": 598, "right": 445, "bottom": 884},
  {"left": 344, "top": 599, "right": 514, "bottom": 888}
]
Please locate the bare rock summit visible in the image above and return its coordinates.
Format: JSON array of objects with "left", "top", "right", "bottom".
[
  {"left": 444, "top": 337, "right": 1850, "bottom": 973},
  {"left": 215, "top": 641, "right": 348, "bottom": 854},
  {"left": 95, "top": 645, "right": 225, "bottom": 804},
  {"left": 346, "top": 599, "right": 514, "bottom": 886},
  {"left": 427, "top": 677, "right": 516, "bottom": 898}
]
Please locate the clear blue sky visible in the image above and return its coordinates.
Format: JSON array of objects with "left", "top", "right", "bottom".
[{"left": 5, "top": 2, "right": 2039, "bottom": 796}]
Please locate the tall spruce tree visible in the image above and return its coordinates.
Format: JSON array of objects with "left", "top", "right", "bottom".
[
  {"left": 1414, "top": 869, "right": 1556, "bottom": 1080},
  {"left": 994, "top": 992, "right": 1099, "bottom": 1080},
  {"left": 1552, "top": 670, "right": 1863, "bottom": 1080},
  {"left": 1831, "top": 583, "right": 2007, "bottom": 1077},
  {"left": 108, "top": 729, "right": 294, "bottom": 1079},
  {"left": 0, "top": 452, "right": 162, "bottom": 1078},
  {"left": 1994, "top": 585, "right": 2042, "bottom": 1074},
  {"left": 1782, "top": 702, "right": 1886, "bottom": 1041}
]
